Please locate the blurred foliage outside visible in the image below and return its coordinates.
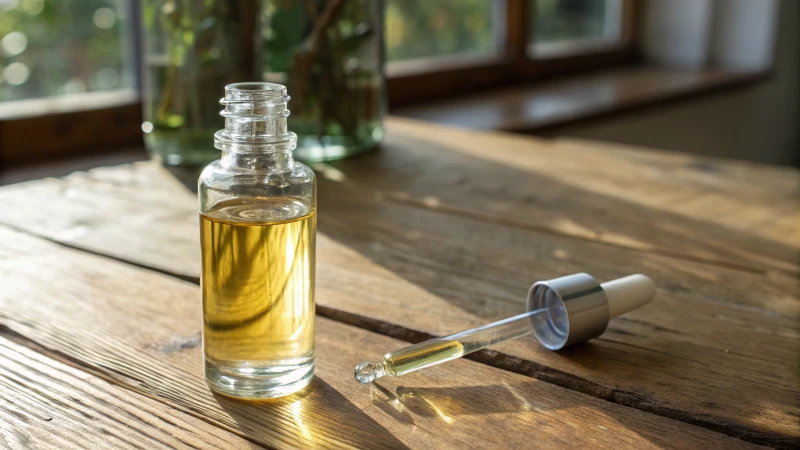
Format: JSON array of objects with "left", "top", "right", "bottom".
[
  {"left": 531, "top": 0, "right": 615, "bottom": 45},
  {"left": 0, "top": 0, "right": 129, "bottom": 102},
  {"left": 385, "top": 0, "right": 498, "bottom": 62}
]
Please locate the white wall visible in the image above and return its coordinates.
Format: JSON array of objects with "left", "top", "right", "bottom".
[{"left": 551, "top": 0, "right": 798, "bottom": 166}]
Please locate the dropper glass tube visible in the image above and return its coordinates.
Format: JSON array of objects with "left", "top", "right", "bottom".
[{"left": 355, "top": 308, "right": 554, "bottom": 383}]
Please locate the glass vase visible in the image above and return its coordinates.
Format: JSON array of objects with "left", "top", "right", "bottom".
[
  {"left": 262, "top": 0, "right": 385, "bottom": 162},
  {"left": 140, "top": 1, "right": 261, "bottom": 167}
]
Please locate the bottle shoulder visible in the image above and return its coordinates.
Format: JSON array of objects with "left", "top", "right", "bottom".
[
  {"left": 198, "top": 159, "right": 316, "bottom": 188},
  {"left": 198, "top": 157, "right": 316, "bottom": 216},
  {"left": 289, "top": 161, "right": 316, "bottom": 182}
]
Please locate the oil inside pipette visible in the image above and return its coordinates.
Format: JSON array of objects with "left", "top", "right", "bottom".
[{"left": 355, "top": 340, "right": 466, "bottom": 383}]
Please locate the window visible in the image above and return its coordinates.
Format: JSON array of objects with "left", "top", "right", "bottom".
[
  {"left": 1, "top": 0, "right": 635, "bottom": 161},
  {"left": 1, "top": 0, "right": 632, "bottom": 103},
  {"left": 0, "top": 0, "right": 134, "bottom": 102},
  {"left": 530, "top": 0, "right": 624, "bottom": 57},
  {"left": 0, "top": 0, "right": 140, "bottom": 163},
  {"left": 385, "top": 1, "right": 502, "bottom": 64},
  {"left": 386, "top": 0, "right": 636, "bottom": 105}
]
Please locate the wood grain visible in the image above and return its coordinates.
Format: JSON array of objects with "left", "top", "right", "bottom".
[
  {"left": 328, "top": 117, "right": 800, "bottom": 275},
  {"left": 5, "top": 115, "right": 797, "bottom": 274},
  {"left": 0, "top": 161, "right": 797, "bottom": 447},
  {"left": 0, "top": 336, "right": 259, "bottom": 450},
  {"left": 0, "top": 226, "right": 760, "bottom": 450},
  {"left": 316, "top": 185, "right": 800, "bottom": 442}
]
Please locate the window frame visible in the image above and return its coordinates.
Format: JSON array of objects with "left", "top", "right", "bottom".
[{"left": 388, "top": 0, "right": 639, "bottom": 105}]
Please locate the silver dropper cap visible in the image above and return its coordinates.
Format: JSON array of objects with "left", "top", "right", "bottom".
[{"left": 526, "top": 273, "right": 655, "bottom": 350}]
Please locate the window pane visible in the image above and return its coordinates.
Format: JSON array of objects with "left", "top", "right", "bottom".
[
  {"left": 385, "top": 0, "right": 500, "bottom": 63},
  {"left": 529, "top": 0, "right": 622, "bottom": 55},
  {"left": 0, "top": 0, "right": 131, "bottom": 102}
]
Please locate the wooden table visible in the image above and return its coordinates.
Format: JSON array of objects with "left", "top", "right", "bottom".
[{"left": 1, "top": 117, "right": 798, "bottom": 449}]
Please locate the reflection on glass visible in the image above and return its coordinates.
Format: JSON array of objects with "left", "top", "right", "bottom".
[
  {"left": 385, "top": 0, "right": 500, "bottom": 63},
  {"left": 529, "top": 0, "right": 622, "bottom": 56},
  {"left": 0, "top": 0, "right": 130, "bottom": 102}
]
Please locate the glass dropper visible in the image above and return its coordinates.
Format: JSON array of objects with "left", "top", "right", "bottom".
[
  {"left": 355, "top": 308, "right": 553, "bottom": 383},
  {"left": 355, "top": 273, "right": 655, "bottom": 384}
]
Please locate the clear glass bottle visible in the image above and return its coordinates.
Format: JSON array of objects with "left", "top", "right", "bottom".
[{"left": 198, "top": 82, "right": 316, "bottom": 399}]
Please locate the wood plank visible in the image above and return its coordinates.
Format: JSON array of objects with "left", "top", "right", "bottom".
[
  {"left": 0, "top": 162, "right": 797, "bottom": 447},
  {"left": 0, "top": 336, "right": 258, "bottom": 450},
  {"left": 0, "top": 227, "right": 758, "bottom": 449},
  {"left": 2, "top": 161, "right": 797, "bottom": 316},
  {"left": 325, "top": 117, "right": 800, "bottom": 276},
  {"left": 0, "top": 163, "right": 200, "bottom": 278}
]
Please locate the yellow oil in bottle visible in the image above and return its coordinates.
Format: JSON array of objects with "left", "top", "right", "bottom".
[{"left": 200, "top": 197, "right": 316, "bottom": 379}]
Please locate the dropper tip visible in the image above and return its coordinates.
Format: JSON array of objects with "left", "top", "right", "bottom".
[{"left": 354, "top": 362, "right": 383, "bottom": 384}]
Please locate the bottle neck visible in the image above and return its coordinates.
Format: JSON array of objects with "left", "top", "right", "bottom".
[
  {"left": 214, "top": 82, "right": 297, "bottom": 172},
  {"left": 220, "top": 150, "right": 294, "bottom": 172}
]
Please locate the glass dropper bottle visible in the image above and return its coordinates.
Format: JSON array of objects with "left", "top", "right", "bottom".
[
  {"left": 355, "top": 273, "right": 655, "bottom": 384},
  {"left": 199, "top": 83, "right": 317, "bottom": 399}
]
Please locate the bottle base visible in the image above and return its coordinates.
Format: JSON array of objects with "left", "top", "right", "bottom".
[{"left": 205, "top": 358, "right": 314, "bottom": 400}]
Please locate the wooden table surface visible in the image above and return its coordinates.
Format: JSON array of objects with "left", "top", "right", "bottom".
[{"left": 1, "top": 117, "right": 798, "bottom": 449}]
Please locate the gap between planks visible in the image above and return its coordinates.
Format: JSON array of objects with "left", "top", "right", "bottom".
[{"left": 2, "top": 222, "right": 794, "bottom": 449}]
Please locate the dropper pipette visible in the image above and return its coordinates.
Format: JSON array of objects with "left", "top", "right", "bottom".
[
  {"left": 355, "top": 308, "right": 548, "bottom": 383},
  {"left": 355, "top": 273, "right": 655, "bottom": 384}
]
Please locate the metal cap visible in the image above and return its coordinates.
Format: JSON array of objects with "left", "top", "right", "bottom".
[{"left": 526, "top": 273, "right": 610, "bottom": 350}]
